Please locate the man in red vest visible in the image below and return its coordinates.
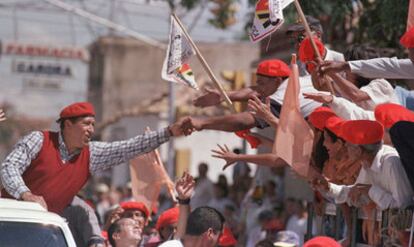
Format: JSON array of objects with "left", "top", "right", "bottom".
[{"left": 0, "top": 102, "right": 186, "bottom": 245}]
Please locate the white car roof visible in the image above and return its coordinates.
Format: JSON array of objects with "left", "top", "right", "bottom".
[
  {"left": 0, "top": 198, "right": 66, "bottom": 225},
  {"left": 0, "top": 198, "right": 76, "bottom": 247}
]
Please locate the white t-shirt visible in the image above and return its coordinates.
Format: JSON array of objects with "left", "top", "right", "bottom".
[
  {"left": 158, "top": 240, "right": 184, "bottom": 247},
  {"left": 286, "top": 215, "right": 316, "bottom": 246},
  {"left": 269, "top": 75, "right": 322, "bottom": 117},
  {"left": 358, "top": 78, "right": 399, "bottom": 111}
]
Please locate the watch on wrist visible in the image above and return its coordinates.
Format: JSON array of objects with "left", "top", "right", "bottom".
[{"left": 177, "top": 197, "right": 190, "bottom": 205}]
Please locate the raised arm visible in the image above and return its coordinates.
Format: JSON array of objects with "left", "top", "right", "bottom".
[
  {"left": 174, "top": 172, "right": 195, "bottom": 239},
  {"left": 89, "top": 119, "right": 186, "bottom": 174},
  {"left": 328, "top": 73, "right": 370, "bottom": 103}
]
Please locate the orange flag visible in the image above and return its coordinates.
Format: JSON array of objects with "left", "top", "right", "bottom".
[
  {"left": 408, "top": 0, "right": 414, "bottom": 30},
  {"left": 273, "top": 54, "right": 314, "bottom": 178},
  {"left": 129, "top": 128, "right": 175, "bottom": 214}
]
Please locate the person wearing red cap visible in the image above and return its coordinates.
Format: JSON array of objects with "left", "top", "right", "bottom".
[
  {"left": 0, "top": 102, "right": 187, "bottom": 246},
  {"left": 303, "top": 236, "right": 340, "bottom": 247},
  {"left": 156, "top": 207, "right": 180, "bottom": 241},
  {"left": 193, "top": 59, "right": 290, "bottom": 108},
  {"left": 315, "top": 120, "right": 413, "bottom": 211},
  {"left": 285, "top": 15, "right": 344, "bottom": 77}
]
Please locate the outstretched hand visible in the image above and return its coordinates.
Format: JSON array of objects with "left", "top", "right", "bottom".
[
  {"left": 175, "top": 171, "right": 195, "bottom": 200},
  {"left": 211, "top": 144, "right": 238, "bottom": 170},
  {"left": 303, "top": 92, "right": 333, "bottom": 104},
  {"left": 0, "top": 109, "right": 6, "bottom": 122},
  {"left": 248, "top": 96, "right": 278, "bottom": 126},
  {"left": 193, "top": 87, "right": 222, "bottom": 107}
]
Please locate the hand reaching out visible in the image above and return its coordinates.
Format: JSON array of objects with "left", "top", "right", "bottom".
[
  {"left": 175, "top": 171, "right": 195, "bottom": 200},
  {"left": 193, "top": 87, "right": 222, "bottom": 107},
  {"left": 248, "top": 96, "right": 278, "bottom": 126},
  {"left": 303, "top": 92, "right": 333, "bottom": 104},
  {"left": 211, "top": 144, "right": 239, "bottom": 170}
]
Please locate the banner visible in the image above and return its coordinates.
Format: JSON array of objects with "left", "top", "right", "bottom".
[
  {"left": 129, "top": 145, "right": 175, "bottom": 214},
  {"left": 161, "top": 16, "right": 198, "bottom": 90},
  {"left": 273, "top": 56, "right": 314, "bottom": 178}
]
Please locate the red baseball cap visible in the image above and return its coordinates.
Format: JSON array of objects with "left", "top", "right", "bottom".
[
  {"left": 340, "top": 120, "right": 384, "bottom": 145},
  {"left": 325, "top": 116, "right": 344, "bottom": 136},
  {"left": 400, "top": 27, "right": 414, "bottom": 48},
  {"left": 308, "top": 107, "right": 336, "bottom": 130},
  {"left": 59, "top": 102, "right": 95, "bottom": 119},
  {"left": 299, "top": 36, "right": 326, "bottom": 63},
  {"left": 219, "top": 227, "right": 237, "bottom": 246},
  {"left": 120, "top": 201, "right": 150, "bottom": 218},
  {"left": 256, "top": 59, "right": 291, "bottom": 78},
  {"left": 156, "top": 207, "right": 179, "bottom": 231},
  {"left": 303, "top": 236, "right": 341, "bottom": 247},
  {"left": 375, "top": 103, "right": 414, "bottom": 129}
]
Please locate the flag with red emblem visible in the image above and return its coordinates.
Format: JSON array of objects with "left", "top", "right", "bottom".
[
  {"left": 162, "top": 16, "right": 199, "bottom": 90},
  {"left": 250, "top": 0, "right": 293, "bottom": 42}
]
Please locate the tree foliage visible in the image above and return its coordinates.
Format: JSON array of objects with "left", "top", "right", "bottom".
[{"left": 243, "top": 0, "right": 409, "bottom": 54}]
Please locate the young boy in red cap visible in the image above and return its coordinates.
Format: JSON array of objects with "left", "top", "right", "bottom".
[{"left": 0, "top": 101, "right": 187, "bottom": 247}]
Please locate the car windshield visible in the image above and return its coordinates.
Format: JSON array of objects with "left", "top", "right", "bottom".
[{"left": 0, "top": 221, "right": 68, "bottom": 247}]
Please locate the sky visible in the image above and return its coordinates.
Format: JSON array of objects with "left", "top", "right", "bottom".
[{"left": 0, "top": 0, "right": 252, "bottom": 48}]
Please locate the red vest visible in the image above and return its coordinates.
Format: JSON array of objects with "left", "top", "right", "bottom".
[{"left": 2, "top": 131, "right": 91, "bottom": 214}]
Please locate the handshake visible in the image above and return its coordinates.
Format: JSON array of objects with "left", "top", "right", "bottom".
[{"left": 168, "top": 116, "right": 203, "bottom": 137}]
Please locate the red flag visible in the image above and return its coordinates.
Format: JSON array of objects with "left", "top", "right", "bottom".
[
  {"left": 408, "top": 0, "right": 414, "bottom": 30},
  {"left": 129, "top": 129, "right": 175, "bottom": 214},
  {"left": 273, "top": 55, "right": 314, "bottom": 178}
]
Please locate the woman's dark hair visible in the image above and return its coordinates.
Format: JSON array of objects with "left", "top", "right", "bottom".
[
  {"left": 312, "top": 131, "right": 329, "bottom": 172},
  {"left": 344, "top": 44, "right": 381, "bottom": 88},
  {"left": 324, "top": 128, "right": 342, "bottom": 143}
]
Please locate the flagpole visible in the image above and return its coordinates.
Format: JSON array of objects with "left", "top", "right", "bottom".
[
  {"left": 172, "top": 14, "right": 237, "bottom": 113},
  {"left": 293, "top": 0, "right": 335, "bottom": 95}
]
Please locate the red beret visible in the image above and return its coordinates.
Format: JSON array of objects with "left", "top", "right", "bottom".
[
  {"left": 340, "top": 120, "right": 384, "bottom": 145},
  {"left": 375, "top": 103, "right": 414, "bottom": 129},
  {"left": 325, "top": 116, "right": 344, "bottom": 136},
  {"left": 256, "top": 59, "right": 291, "bottom": 78},
  {"left": 299, "top": 36, "right": 326, "bottom": 63},
  {"left": 400, "top": 27, "right": 414, "bottom": 48},
  {"left": 59, "top": 102, "right": 95, "bottom": 119},
  {"left": 308, "top": 107, "right": 336, "bottom": 130},
  {"left": 120, "top": 201, "right": 150, "bottom": 218},
  {"left": 156, "top": 207, "right": 179, "bottom": 231},
  {"left": 303, "top": 236, "right": 341, "bottom": 247},
  {"left": 219, "top": 227, "right": 237, "bottom": 246}
]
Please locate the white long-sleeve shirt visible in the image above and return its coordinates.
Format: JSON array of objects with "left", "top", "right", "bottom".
[
  {"left": 349, "top": 57, "right": 414, "bottom": 79},
  {"left": 328, "top": 95, "right": 375, "bottom": 120},
  {"left": 328, "top": 145, "right": 413, "bottom": 210}
]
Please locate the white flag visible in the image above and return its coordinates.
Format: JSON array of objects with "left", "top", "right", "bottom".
[
  {"left": 162, "top": 16, "right": 199, "bottom": 90},
  {"left": 250, "top": 0, "right": 294, "bottom": 43}
]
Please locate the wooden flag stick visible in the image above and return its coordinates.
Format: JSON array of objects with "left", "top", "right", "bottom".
[
  {"left": 293, "top": 0, "right": 335, "bottom": 95},
  {"left": 172, "top": 14, "right": 237, "bottom": 113}
]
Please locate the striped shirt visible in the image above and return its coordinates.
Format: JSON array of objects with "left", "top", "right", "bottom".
[{"left": 0, "top": 128, "right": 170, "bottom": 199}]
